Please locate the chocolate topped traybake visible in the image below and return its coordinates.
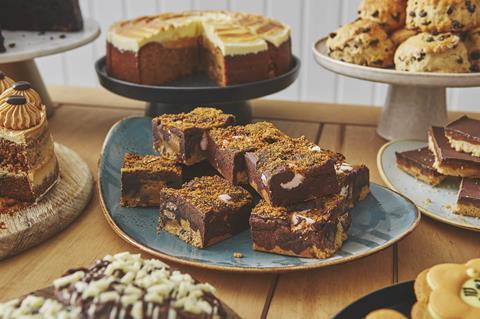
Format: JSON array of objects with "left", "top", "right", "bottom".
[
  {"left": 107, "top": 11, "right": 292, "bottom": 86},
  {"left": 206, "top": 121, "right": 287, "bottom": 184},
  {"left": 158, "top": 175, "right": 254, "bottom": 248},
  {"left": 454, "top": 178, "right": 480, "bottom": 217},
  {"left": 445, "top": 116, "right": 480, "bottom": 157},
  {"left": 120, "top": 153, "right": 182, "bottom": 207},
  {"left": 250, "top": 194, "right": 351, "bottom": 259},
  {"left": 152, "top": 107, "right": 235, "bottom": 166},
  {"left": 428, "top": 126, "right": 480, "bottom": 178},
  {"left": 396, "top": 147, "right": 447, "bottom": 186},
  {"left": 245, "top": 136, "right": 338, "bottom": 207}
]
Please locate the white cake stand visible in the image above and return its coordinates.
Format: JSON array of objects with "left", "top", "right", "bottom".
[
  {"left": 0, "top": 18, "right": 100, "bottom": 117},
  {"left": 313, "top": 37, "right": 480, "bottom": 140}
]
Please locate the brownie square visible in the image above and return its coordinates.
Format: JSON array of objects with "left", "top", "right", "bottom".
[
  {"left": 206, "top": 122, "right": 287, "bottom": 185},
  {"left": 245, "top": 137, "right": 339, "bottom": 207},
  {"left": 336, "top": 161, "right": 370, "bottom": 207},
  {"left": 120, "top": 153, "right": 182, "bottom": 207},
  {"left": 152, "top": 107, "right": 235, "bottom": 166},
  {"left": 455, "top": 178, "right": 480, "bottom": 217},
  {"left": 396, "top": 147, "right": 446, "bottom": 186},
  {"left": 445, "top": 116, "right": 480, "bottom": 157},
  {"left": 249, "top": 194, "right": 351, "bottom": 259},
  {"left": 428, "top": 127, "right": 480, "bottom": 178},
  {"left": 158, "top": 175, "right": 253, "bottom": 248}
]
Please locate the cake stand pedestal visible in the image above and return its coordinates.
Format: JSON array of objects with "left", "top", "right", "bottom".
[
  {"left": 0, "top": 19, "right": 100, "bottom": 117},
  {"left": 313, "top": 38, "right": 480, "bottom": 140},
  {"left": 95, "top": 56, "right": 300, "bottom": 124}
]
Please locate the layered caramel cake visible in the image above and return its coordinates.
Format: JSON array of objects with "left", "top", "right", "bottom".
[
  {"left": 107, "top": 11, "right": 292, "bottom": 86},
  {"left": 0, "top": 85, "right": 59, "bottom": 203}
]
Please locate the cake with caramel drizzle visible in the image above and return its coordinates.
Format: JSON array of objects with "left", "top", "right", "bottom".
[
  {"left": 0, "top": 81, "right": 59, "bottom": 203},
  {"left": 107, "top": 11, "right": 292, "bottom": 86}
]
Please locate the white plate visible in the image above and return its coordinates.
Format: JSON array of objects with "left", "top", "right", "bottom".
[
  {"left": 313, "top": 37, "right": 480, "bottom": 88},
  {"left": 377, "top": 140, "right": 480, "bottom": 232},
  {"left": 0, "top": 18, "right": 100, "bottom": 63}
]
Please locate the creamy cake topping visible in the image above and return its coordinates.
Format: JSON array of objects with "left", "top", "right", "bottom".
[
  {"left": 0, "top": 81, "right": 43, "bottom": 110},
  {"left": 108, "top": 10, "right": 291, "bottom": 56},
  {"left": 0, "top": 71, "right": 15, "bottom": 95},
  {"left": 0, "top": 96, "right": 43, "bottom": 130}
]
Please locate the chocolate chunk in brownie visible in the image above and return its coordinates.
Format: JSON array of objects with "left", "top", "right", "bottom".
[
  {"left": 335, "top": 161, "right": 370, "bottom": 207},
  {"left": 206, "top": 122, "right": 287, "bottom": 184},
  {"left": 245, "top": 136, "right": 338, "bottom": 207},
  {"left": 158, "top": 175, "right": 253, "bottom": 248},
  {"left": 396, "top": 147, "right": 446, "bottom": 186},
  {"left": 120, "top": 153, "right": 182, "bottom": 207},
  {"left": 152, "top": 107, "right": 235, "bottom": 166},
  {"left": 250, "top": 194, "right": 351, "bottom": 259}
]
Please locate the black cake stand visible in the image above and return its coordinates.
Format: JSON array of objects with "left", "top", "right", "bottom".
[{"left": 95, "top": 56, "right": 300, "bottom": 123}]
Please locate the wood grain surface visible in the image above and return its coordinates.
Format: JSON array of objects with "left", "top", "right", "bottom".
[
  {"left": 0, "top": 144, "right": 93, "bottom": 260},
  {"left": 0, "top": 86, "right": 479, "bottom": 319}
]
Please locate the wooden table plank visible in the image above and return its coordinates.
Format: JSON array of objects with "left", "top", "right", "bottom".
[
  {"left": 266, "top": 125, "right": 394, "bottom": 318},
  {"left": 0, "top": 105, "right": 274, "bottom": 319}
]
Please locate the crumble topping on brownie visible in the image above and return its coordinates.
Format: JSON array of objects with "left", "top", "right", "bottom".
[
  {"left": 253, "top": 136, "right": 334, "bottom": 174},
  {"left": 208, "top": 122, "right": 286, "bottom": 151},
  {"left": 154, "top": 107, "right": 235, "bottom": 130},
  {"left": 165, "top": 175, "right": 252, "bottom": 213},
  {"left": 53, "top": 252, "right": 224, "bottom": 318},
  {"left": 122, "top": 153, "right": 181, "bottom": 174}
]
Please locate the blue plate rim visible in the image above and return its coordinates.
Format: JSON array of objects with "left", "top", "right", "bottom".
[
  {"left": 97, "top": 117, "right": 421, "bottom": 273},
  {"left": 377, "top": 139, "right": 480, "bottom": 233}
]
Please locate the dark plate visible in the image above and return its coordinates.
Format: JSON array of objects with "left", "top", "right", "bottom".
[
  {"left": 334, "top": 281, "right": 416, "bottom": 319},
  {"left": 94, "top": 55, "right": 300, "bottom": 104}
]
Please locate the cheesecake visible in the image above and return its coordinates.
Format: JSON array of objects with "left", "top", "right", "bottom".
[{"left": 107, "top": 11, "right": 292, "bottom": 86}]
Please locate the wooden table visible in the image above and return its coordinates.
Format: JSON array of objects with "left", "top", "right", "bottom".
[{"left": 1, "top": 86, "right": 479, "bottom": 319}]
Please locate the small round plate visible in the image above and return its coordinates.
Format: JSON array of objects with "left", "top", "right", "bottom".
[
  {"left": 95, "top": 56, "right": 300, "bottom": 104},
  {"left": 0, "top": 18, "right": 100, "bottom": 64},
  {"left": 313, "top": 37, "right": 480, "bottom": 87},
  {"left": 98, "top": 117, "right": 420, "bottom": 273},
  {"left": 377, "top": 140, "right": 480, "bottom": 232},
  {"left": 334, "top": 281, "right": 415, "bottom": 319}
]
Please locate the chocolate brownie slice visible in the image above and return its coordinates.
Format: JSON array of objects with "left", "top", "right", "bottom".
[
  {"left": 206, "top": 122, "right": 287, "bottom": 184},
  {"left": 250, "top": 194, "right": 351, "bottom": 259},
  {"left": 120, "top": 153, "right": 182, "bottom": 207},
  {"left": 152, "top": 107, "right": 235, "bottom": 166},
  {"left": 336, "top": 161, "right": 370, "bottom": 207},
  {"left": 245, "top": 136, "right": 338, "bottom": 207},
  {"left": 158, "top": 175, "right": 253, "bottom": 248}
]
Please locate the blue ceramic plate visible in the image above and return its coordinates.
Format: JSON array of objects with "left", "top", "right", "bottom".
[
  {"left": 377, "top": 140, "right": 480, "bottom": 232},
  {"left": 99, "top": 117, "right": 420, "bottom": 272}
]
